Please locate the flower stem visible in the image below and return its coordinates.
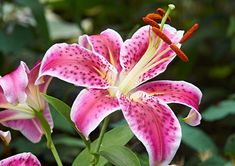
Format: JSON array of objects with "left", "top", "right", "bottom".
[
  {"left": 35, "top": 110, "right": 63, "bottom": 166},
  {"left": 91, "top": 117, "right": 110, "bottom": 165},
  {"left": 75, "top": 128, "right": 91, "bottom": 151}
]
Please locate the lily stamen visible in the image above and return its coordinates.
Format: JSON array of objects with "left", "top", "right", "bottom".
[
  {"left": 180, "top": 23, "right": 199, "bottom": 43},
  {"left": 146, "top": 13, "right": 162, "bottom": 21},
  {"left": 170, "top": 44, "right": 189, "bottom": 62},
  {"left": 143, "top": 17, "right": 160, "bottom": 28},
  {"left": 152, "top": 27, "right": 172, "bottom": 45},
  {"left": 156, "top": 8, "right": 171, "bottom": 23}
]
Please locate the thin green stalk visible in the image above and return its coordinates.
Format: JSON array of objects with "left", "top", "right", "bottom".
[
  {"left": 75, "top": 128, "right": 91, "bottom": 151},
  {"left": 160, "top": 4, "right": 175, "bottom": 31},
  {"left": 34, "top": 110, "right": 63, "bottom": 166},
  {"left": 91, "top": 117, "right": 110, "bottom": 165}
]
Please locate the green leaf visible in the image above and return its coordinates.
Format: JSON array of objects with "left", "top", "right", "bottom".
[
  {"left": 53, "top": 134, "right": 85, "bottom": 148},
  {"left": 202, "top": 100, "right": 235, "bottom": 121},
  {"left": 181, "top": 122, "right": 217, "bottom": 153},
  {"left": 42, "top": 94, "right": 75, "bottom": 129},
  {"left": 72, "top": 125, "right": 134, "bottom": 166},
  {"left": 224, "top": 134, "right": 235, "bottom": 157},
  {"left": 99, "top": 145, "right": 140, "bottom": 166},
  {"left": 50, "top": 106, "right": 74, "bottom": 133},
  {"left": 138, "top": 154, "right": 149, "bottom": 166}
]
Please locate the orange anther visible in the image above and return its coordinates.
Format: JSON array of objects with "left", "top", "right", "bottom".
[
  {"left": 152, "top": 27, "right": 172, "bottom": 45},
  {"left": 146, "top": 13, "right": 162, "bottom": 21},
  {"left": 170, "top": 44, "right": 189, "bottom": 62},
  {"left": 180, "top": 23, "right": 199, "bottom": 43},
  {"left": 143, "top": 17, "right": 160, "bottom": 29},
  {"left": 156, "top": 8, "right": 171, "bottom": 23},
  {"left": 156, "top": 8, "right": 166, "bottom": 16}
]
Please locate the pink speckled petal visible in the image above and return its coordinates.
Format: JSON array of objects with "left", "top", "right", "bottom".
[
  {"left": 137, "top": 80, "right": 202, "bottom": 126},
  {"left": 71, "top": 89, "right": 120, "bottom": 139},
  {"left": 79, "top": 29, "right": 123, "bottom": 72},
  {"left": 0, "top": 87, "right": 8, "bottom": 106},
  {"left": 1, "top": 106, "right": 53, "bottom": 143},
  {"left": 120, "top": 25, "right": 149, "bottom": 73},
  {"left": 138, "top": 25, "right": 184, "bottom": 84},
  {"left": 0, "top": 130, "right": 11, "bottom": 145},
  {"left": 119, "top": 93, "right": 181, "bottom": 166},
  {"left": 37, "top": 43, "right": 117, "bottom": 89},
  {"left": 28, "top": 61, "right": 52, "bottom": 93},
  {"left": 2, "top": 117, "right": 43, "bottom": 143},
  {"left": 0, "top": 61, "right": 29, "bottom": 104},
  {"left": 0, "top": 152, "right": 41, "bottom": 166}
]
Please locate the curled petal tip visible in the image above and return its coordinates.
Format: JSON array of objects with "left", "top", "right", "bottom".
[{"left": 0, "top": 130, "right": 11, "bottom": 145}]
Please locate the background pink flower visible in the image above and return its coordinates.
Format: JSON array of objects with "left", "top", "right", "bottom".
[{"left": 0, "top": 61, "right": 53, "bottom": 143}]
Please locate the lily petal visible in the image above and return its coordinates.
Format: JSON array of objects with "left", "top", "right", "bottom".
[
  {"left": 0, "top": 130, "right": 11, "bottom": 145},
  {"left": 138, "top": 25, "right": 184, "bottom": 83},
  {"left": 137, "top": 80, "right": 202, "bottom": 126},
  {"left": 119, "top": 92, "right": 181, "bottom": 166},
  {"left": 71, "top": 89, "right": 120, "bottom": 139},
  {"left": 79, "top": 29, "right": 123, "bottom": 72},
  {"left": 0, "top": 152, "right": 41, "bottom": 166},
  {"left": 37, "top": 43, "right": 117, "bottom": 89},
  {"left": 0, "top": 61, "right": 29, "bottom": 104},
  {"left": 0, "top": 87, "right": 8, "bottom": 106},
  {"left": 28, "top": 60, "right": 52, "bottom": 93},
  {"left": 120, "top": 25, "right": 149, "bottom": 73},
  {"left": 0, "top": 109, "right": 34, "bottom": 122},
  {"left": 1, "top": 106, "right": 53, "bottom": 143},
  {"left": 2, "top": 118, "right": 43, "bottom": 143}
]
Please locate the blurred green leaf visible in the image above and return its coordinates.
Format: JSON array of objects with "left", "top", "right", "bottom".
[
  {"left": 224, "top": 162, "right": 233, "bottom": 166},
  {"left": 181, "top": 122, "right": 217, "bottom": 153},
  {"left": 227, "top": 16, "right": 235, "bottom": 37},
  {"left": 138, "top": 154, "right": 149, "bottom": 166},
  {"left": 16, "top": 0, "right": 51, "bottom": 47},
  {"left": 72, "top": 125, "right": 134, "bottom": 166},
  {"left": 209, "top": 65, "right": 232, "bottom": 79},
  {"left": 99, "top": 145, "right": 140, "bottom": 166},
  {"left": 46, "top": 10, "right": 81, "bottom": 40},
  {"left": 0, "top": 25, "right": 34, "bottom": 54},
  {"left": 199, "top": 155, "right": 227, "bottom": 166},
  {"left": 11, "top": 137, "right": 47, "bottom": 155},
  {"left": 224, "top": 134, "right": 235, "bottom": 157},
  {"left": 203, "top": 100, "right": 235, "bottom": 121}
]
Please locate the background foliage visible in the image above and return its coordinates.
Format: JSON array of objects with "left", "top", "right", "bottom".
[{"left": 1, "top": 0, "right": 235, "bottom": 165}]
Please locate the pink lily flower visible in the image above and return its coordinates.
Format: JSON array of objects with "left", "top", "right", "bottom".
[
  {"left": 0, "top": 152, "right": 41, "bottom": 166},
  {"left": 37, "top": 22, "right": 202, "bottom": 165},
  {"left": 0, "top": 130, "right": 11, "bottom": 145},
  {"left": 0, "top": 61, "right": 53, "bottom": 143}
]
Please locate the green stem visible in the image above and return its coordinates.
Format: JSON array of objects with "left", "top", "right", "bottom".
[
  {"left": 75, "top": 128, "right": 91, "bottom": 151},
  {"left": 35, "top": 110, "right": 63, "bottom": 166},
  {"left": 91, "top": 117, "right": 110, "bottom": 165}
]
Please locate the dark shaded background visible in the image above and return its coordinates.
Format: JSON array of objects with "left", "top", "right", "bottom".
[{"left": 1, "top": 0, "right": 235, "bottom": 165}]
